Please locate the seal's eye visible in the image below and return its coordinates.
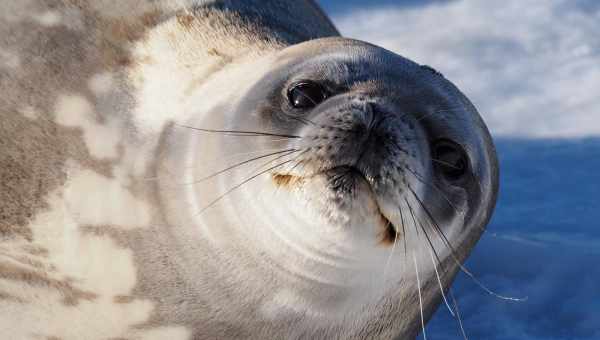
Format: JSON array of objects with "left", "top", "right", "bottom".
[
  {"left": 432, "top": 140, "right": 469, "bottom": 181},
  {"left": 287, "top": 81, "right": 327, "bottom": 109}
]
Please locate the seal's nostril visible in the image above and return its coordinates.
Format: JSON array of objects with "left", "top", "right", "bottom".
[{"left": 364, "top": 102, "right": 377, "bottom": 129}]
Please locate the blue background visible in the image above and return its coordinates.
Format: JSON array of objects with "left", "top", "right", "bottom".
[{"left": 318, "top": 1, "right": 600, "bottom": 339}]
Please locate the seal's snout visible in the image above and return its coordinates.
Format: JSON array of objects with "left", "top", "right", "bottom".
[
  {"left": 268, "top": 94, "right": 436, "bottom": 243},
  {"left": 301, "top": 98, "right": 424, "bottom": 191}
]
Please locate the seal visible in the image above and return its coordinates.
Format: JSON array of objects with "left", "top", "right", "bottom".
[{"left": 0, "top": 1, "right": 498, "bottom": 339}]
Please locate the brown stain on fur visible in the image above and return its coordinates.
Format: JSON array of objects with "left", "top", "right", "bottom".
[
  {"left": 0, "top": 262, "right": 97, "bottom": 305},
  {"left": 114, "top": 295, "right": 135, "bottom": 304},
  {"left": 176, "top": 13, "right": 196, "bottom": 28},
  {"left": 271, "top": 174, "right": 399, "bottom": 247},
  {"left": 378, "top": 220, "right": 399, "bottom": 247},
  {"left": 271, "top": 174, "right": 304, "bottom": 188},
  {"left": 0, "top": 291, "right": 26, "bottom": 303}
]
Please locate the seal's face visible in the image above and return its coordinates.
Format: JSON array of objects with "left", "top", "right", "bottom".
[
  {"left": 232, "top": 37, "right": 497, "bottom": 256},
  {"left": 179, "top": 37, "right": 498, "bottom": 325}
]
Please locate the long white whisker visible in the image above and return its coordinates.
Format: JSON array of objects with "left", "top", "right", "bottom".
[
  {"left": 188, "top": 149, "right": 298, "bottom": 184},
  {"left": 427, "top": 247, "right": 455, "bottom": 317},
  {"left": 407, "top": 185, "right": 527, "bottom": 302},
  {"left": 449, "top": 289, "right": 469, "bottom": 340},
  {"left": 195, "top": 156, "right": 298, "bottom": 215},
  {"left": 412, "top": 252, "right": 427, "bottom": 340},
  {"left": 141, "top": 147, "right": 295, "bottom": 182},
  {"left": 404, "top": 165, "right": 464, "bottom": 217}
]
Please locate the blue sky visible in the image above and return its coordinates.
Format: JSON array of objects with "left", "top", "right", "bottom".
[{"left": 319, "top": 1, "right": 600, "bottom": 339}]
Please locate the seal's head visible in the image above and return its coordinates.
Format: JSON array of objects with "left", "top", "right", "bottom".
[{"left": 172, "top": 37, "right": 498, "bottom": 336}]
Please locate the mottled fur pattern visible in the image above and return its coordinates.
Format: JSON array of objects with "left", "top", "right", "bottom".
[
  {"left": 0, "top": 1, "right": 336, "bottom": 339},
  {"left": 0, "top": 1, "right": 497, "bottom": 339}
]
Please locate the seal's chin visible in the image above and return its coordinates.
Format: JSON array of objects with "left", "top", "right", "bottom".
[{"left": 272, "top": 166, "right": 398, "bottom": 245}]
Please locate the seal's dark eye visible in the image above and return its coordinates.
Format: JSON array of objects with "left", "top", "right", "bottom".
[
  {"left": 287, "top": 81, "right": 327, "bottom": 109},
  {"left": 432, "top": 140, "right": 469, "bottom": 181}
]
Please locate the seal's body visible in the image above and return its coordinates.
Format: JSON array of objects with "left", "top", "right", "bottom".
[{"left": 0, "top": 1, "right": 498, "bottom": 339}]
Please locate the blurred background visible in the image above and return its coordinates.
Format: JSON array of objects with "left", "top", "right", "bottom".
[{"left": 318, "top": 1, "right": 600, "bottom": 339}]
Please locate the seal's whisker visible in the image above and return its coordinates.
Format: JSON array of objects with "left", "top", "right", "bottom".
[
  {"left": 407, "top": 185, "right": 454, "bottom": 252},
  {"left": 414, "top": 159, "right": 487, "bottom": 234},
  {"left": 402, "top": 203, "right": 427, "bottom": 340},
  {"left": 286, "top": 156, "right": 308, "bottom": 175},
  {"left": 408, "top": 188, "right": 507, "bottom": 338},
  {"left": 408, "top": 197, "right": 460, "bottom": 335},
  {"left": 407, "top": 185, "right": 527, "bottom": 302},
  {"left": 185, "top": 149, "right": 298, "bottom": 185},
  {"left": 289, "top": 114, "right": 319, "bottom": 127},
  {"left": 254, "top": 148, "right": 311, "bottom": 175},
  {"left": 449, "top": 289, "right": 469, "bottom": 340},
  {"left": 404, "top": 165, "right": 464, "bottom": 216},
  {"left": 405, "top": 197, "right": 418, "bottom": 237},
  {"left": 427, "top": 245, "right": 456, "bottom": 318},
  {"left": 431, "top": 158, "right": 462, "bottom": 170},
  {"left": 399, "top": 202, "right": 407, "bottom": 257},
  {"left": 196, "top": 157, "right": 300, "bottom": 215},
  {"left": 217, "top": 147, "right": 295, "bottom": 161},
  {"left": 412, "top": 251, "right": 427, "bottom": 340},
  {"left": 408, "top": 198, "right": 455, "bottom": 318},
  {"left": 409, "top": 195, "right": 455, "bottom": 317},
  {"left": 175, "top": 123, "right": 302, "bottom": 139},
  {"left": 140, "top": 148, "right": 293, "bottom": 182},
  {"left": 195, "top": 149, "right": 304, "bottom": 214}
]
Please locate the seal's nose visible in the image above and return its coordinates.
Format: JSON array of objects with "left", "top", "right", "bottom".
[
  {"left": 356, "top": 103, "right": 395, "bottom": 152},
  {"left": 289, "top": 95, "right": 418, "bottom": 181},
  {"left": 351, "top": 103, "right": 410, "bottom": 183}
]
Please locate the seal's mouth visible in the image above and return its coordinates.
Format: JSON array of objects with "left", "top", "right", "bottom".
[{"left": 272, "top": 166, "right": 398, "bottom": 245}]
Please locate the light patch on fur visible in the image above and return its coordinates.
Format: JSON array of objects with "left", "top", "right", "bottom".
[
  {"left": 63, "top": 167, "right": 151, "bottom": 228},
  {"left": 0, "top": 163, "right": 189, "bottom": 340},
  {"left": 130, "top": 327, "right": 192, "bottom": 340},
  {"left": 0, "top": 49, "right": 21, "bottom": 69},
  {"left": 54, "top": 94, "right": 121, "bottom": 159},
  {"left": 59, "top": 7, "right": 85, "bottom": 31},
  {"left": 19, "top": 106, "right": 39, "bottom": 120},
  {"left": 127, "top": 10, "right": 281, "bottom": 135},
  {"left": 89, "top": 0, "right": 156, "bottom": 18},
  {"left": 88, "top": 0, "right": 199, "bottom": 19},
  {"left": 129, "top": 30, "right": 195, "bottom": 133},
  {"left": 260, "top": 289, "right": 316, "bottom": 320},
  {"left": 0, "top": 0, "right": 36, "bottom": 24},
  {"left": 33, "top": 10, "right": 62, "bottom": 27},
  {"left": 88, "top": 72, "right": 115, "bottom": 96}
]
